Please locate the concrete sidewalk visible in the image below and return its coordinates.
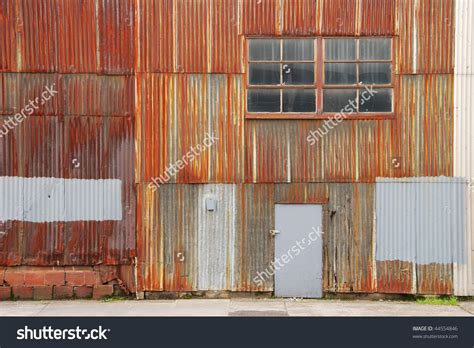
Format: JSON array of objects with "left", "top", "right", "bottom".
[{"left": 0, "top": 299, "right": 473, "bottom": 317}]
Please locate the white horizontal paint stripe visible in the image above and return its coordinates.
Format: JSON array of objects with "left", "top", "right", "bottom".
[{"left": 0, "top": 177, "right": 122, "bottom": 222}]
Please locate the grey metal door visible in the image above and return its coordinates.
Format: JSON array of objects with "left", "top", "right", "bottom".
[{"left": 274, "top": 204, "right": 323, "bottom": 298}]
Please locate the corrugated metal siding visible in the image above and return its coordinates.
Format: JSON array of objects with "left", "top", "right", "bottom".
[
  {"left": 377, "top": 260, "right": 415, "bottom": 294},
  {"left": 97, "top": 0, "right": 134, "bottom": 75},
  {"left": 396, "top": 74, "right": 453, "bottom": 177},
  {"left": 233, "top": 184, "right": 274, "bottom": 291},
  {"left": 359, "top": 0, "right": 397, "bottom": 36},
  {"left": 57, "top": 0, "right": 97, "bottom": 73},
  {"left": 0, "top": 73, "right": 19, "bottom": 115},
  {"left": 241, "top": 0, "right": 281, "bottom": 35},
  {"left": 136, "top": 74, "right": 244, "bottom": 184},
  {"left": 245, "top": 120, "right": 383, "bottom": 183},
  {"left": 324, "top": 184, "right": 376, "bottom": 293},
  {"left": 274, "top": 183, "right": 329, "bottom": 203},
  {"left": 376, "top": 177, "right": 467, "bottom": 294},
  {"left": 282, "top": 0, "right": 318, "bottom": 35},
  {"left": 176, "top": 0, "right": 209, "bottom": 73},
  {"left": 454, "top": 0, "right": 474, "bottom": 295},
  {"left": 397, "top": 0, "right": 454, "bottom": 74},
  {"left": 321, "top": 0, "right": 357, "bottom": 36},
  {"left": 16, "top": 0, "right": 58, "bottom": 72},
  {"left": 0, "top": 116, "right": 135, "bottom": 265},
  {"left": 211, "top": 0, "right": 241, "bottom": 72},
  {"left": 61, "top": 75, "right": 134, "bottom": 116},
  {"left": 136, "top": 0, "right": 175, "bottom": 72},
  {"left": 0, "top": 0, "right": 17, "bottom": 72}
]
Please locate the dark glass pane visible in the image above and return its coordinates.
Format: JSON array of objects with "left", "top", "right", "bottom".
[
  {"left": 282, "top": 63, "right": 314, "bottom": 85},
  {"left": 249, "top": 63, "right": 280, "bottom": 85},
  {"left": 359, "top": 88, "right": 392, "bottom": 112},
  {"left": 249, "top": 39, "right": 281, "bottom": 61},
  {"left": 247, "top": 89, "right": 281, "bottom": 112},
  {"left": 324, "top": 63, "right": 356, "bottom": 84},
  {"left": 325, "top": 39, "right": 356, "bottom": 60},
  {"left": 283, "top": 89, "right": 316, "bottom": 112},
  {"left": 359, "top": 63, "right": 391, "bottom": 84},
  {"left": 283, "top": 39, "right": 314, "bottom": 61},
  {"left": 360, "top": 38, "right": 391, "bottom": 60},
  {"left": 323, "top": 89, "right": 357, "bottom": 112}
]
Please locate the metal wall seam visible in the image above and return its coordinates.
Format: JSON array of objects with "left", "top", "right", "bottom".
[{"left": 454, "top": 0, "right": 474, "bottom": 295}]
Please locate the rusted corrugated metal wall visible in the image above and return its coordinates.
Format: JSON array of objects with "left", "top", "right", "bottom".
[
  {"left": 0, "top": 0, "right": 461, "bottom": 295},
  {"left": 0, "top": 0, "right": 135, "bottom": 267},
  {"left": 133, "top": 0, "right": 457, "bottom": 294}
]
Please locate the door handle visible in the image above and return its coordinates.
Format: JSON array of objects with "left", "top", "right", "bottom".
[{"left": 269, "top": 230, "right": 280, "bottom": 236}]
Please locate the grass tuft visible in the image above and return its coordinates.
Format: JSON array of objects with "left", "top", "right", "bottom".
[{"left": 416, "top": 296, "right": 458, "bottom": 305}]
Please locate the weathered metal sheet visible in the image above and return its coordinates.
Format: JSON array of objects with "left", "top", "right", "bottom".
[
  {"left": 0, "top": 177, "right": 122, "bottom": 222},
  {"left": 197, "top": 185, "right": 237, "bottom": 290},
  {"left": 417, "top": 263, "right": 453, "bottom": 295},
  {"left": 397, "top": 0, "right": 454, "bottom": 74},
  {"left": 241, "top": 0, "right": 281, "bottom": 35},
  {"left": 136, "top": 74, "right": 244, "bottom": 184},
  {"left": 245, "top": 120, "right": 380, "bottom": 183},
  {"left": 16, "top": 0, "right": 58, "bottom": 72},
  {"left": 210, "top": 0, "right": 242, "bottom": 73},
  {"left": 233, "top": 184, "right": 274, "bottom": 291},
  {"left": 0, "top": 73, "right": 19, "bottom": 115},
  {"left": 376, "top": 260, "right": 415, "bottom": 294},
  {"left": 0, "top": 0, "right": 17, "bottom": 72},
  {"left": 324, "top": 184, "right": 376, "bottom": 293},
  {"left": 359, "top": 0, "right": 397, "bottom": 36},
  {"left": 57, "top": 0, "right": 97, "bottom": 73},
  {"left": 453, "top": 0, "right": 474, "bottom": 296},
  {"left": 61, "top": 75, "right": 134, "bottom": 116},
  {"left": 97, "top": 0, "right": 134, "bottom": 74},
  {"left": 274, "top": 183, "right": 329, "bottom": 203},
  {"left": 176, "top": 0, "right": 209, "bottom": 73},
  {"left": 376, "top": 177, "right": 466, "bottom": 294},
  {"left": 396, "top": 75, "right": 453, "bottom": 177},
  {"left": 0, "top": 116, "right": 135, "bottom": 266},
  {"left": 282, "top": 0, "right": 318, "bottom": 35},
  {"left": 321, "top": 0, "right": 357, "bottom": 36},
  {"left": 136, "top": 0, "right": 175, "bottom": 72}
]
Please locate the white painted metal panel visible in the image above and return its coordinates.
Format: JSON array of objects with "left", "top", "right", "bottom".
[
  {"left": 454, "top": 0, "right": 474, "bottom": 295},
  {"left": 0, "top": 177, "right": 122, "bottom": 222}
]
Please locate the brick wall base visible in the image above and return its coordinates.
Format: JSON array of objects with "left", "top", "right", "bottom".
[{"left": 0, "top": 265, "right": 134, "bottom": 301}]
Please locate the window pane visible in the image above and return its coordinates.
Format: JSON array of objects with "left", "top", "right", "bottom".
[
  {"left": 323, "top": 89, "right": 357, "bottom": 112},
  {"left": 325, "top": 39, "right": 356, "bottom": 60},
  {"left": 249, "top": 63, "right": 280, "bottom": 85},
  {"left": 324, "top": 63, "right": 356, "bottom": 84},
  {"left": 360, "top": 38, "right": 391, "bottom": 60},
  {"left": 283, "top": 39, "right": 314, "bottom": 61},
  {"left": 359, "top": 63, "right": 391, "bottom": 84},
  {"left": 249, "top": 39, "right": 281, "bottom": 61},
  {"left": 247, "top": 89, "right": 281, "bottom": 112},
  {"left": 283, "top": 89, "right": 316, "bottom": 112},
  {"left": 282, "top": 63, "right": 314, "bottom": 85},
  {"left": 359, "top": 88, "right": 392, "bottom": 112}
]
